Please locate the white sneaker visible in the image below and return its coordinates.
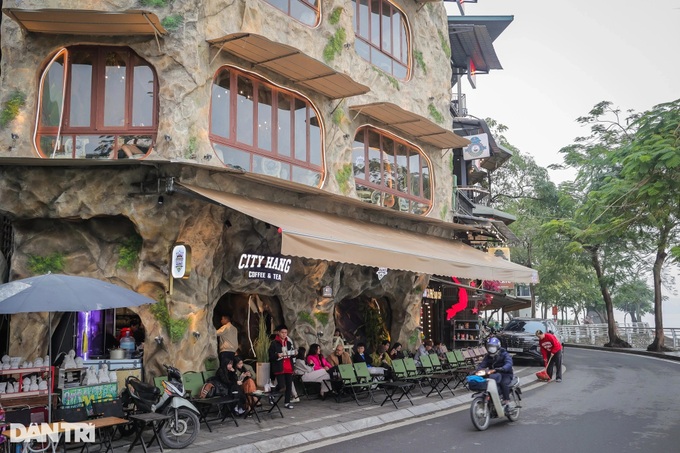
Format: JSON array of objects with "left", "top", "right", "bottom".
[
  {"left": 290, "top": 397, "right": 300, "bottom": 403},
  {"left": 284, "top": 403, "right": 294, "bottom": 409}
]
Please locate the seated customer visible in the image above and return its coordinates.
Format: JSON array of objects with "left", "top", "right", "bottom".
[
  {"left": 389, "top": 342, "right": 405, "bottom": 360},
  {"left": 233, "top": 357, "right": 257, "bottom": 410},
  {"left": 352, "top": 343, "right": 384, "bottom": 376},
  {"left": 210, "top": 359, "right": 246, "bottom": 414},
  {"left": 326, "top": 344, "right": 352, "bottom": 369},
  {"left": 295, "top": 345, "right": 332, "bottom": 398},
  {"left": 371, "top": 340, "right": 394, "bottom": 380}
]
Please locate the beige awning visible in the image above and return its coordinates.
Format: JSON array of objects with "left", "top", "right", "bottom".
[
  {"left": 2, "top": 8, "right": 166, "bottom": 36},
  {"left": 176, "top": 182, "right": 539, "bottom": 284},
  {"left": 350, "top": 102, "right": 470, "bottom": 149},
  {"left": 207, "top": 33, "right": 370, "bottom": 100}
]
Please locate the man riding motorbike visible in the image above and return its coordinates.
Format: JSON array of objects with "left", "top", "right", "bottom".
[{"left": 476, "top": 337, "right": 514, "bottom": 409}]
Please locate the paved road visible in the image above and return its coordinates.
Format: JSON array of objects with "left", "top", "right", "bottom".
[{"left": 300, "top": 349, "right": 680, "bottom": 453}]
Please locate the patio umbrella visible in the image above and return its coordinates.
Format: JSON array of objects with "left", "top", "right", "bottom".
[{"left": 0, "top": 273, "right": 158, "bottom": 420}]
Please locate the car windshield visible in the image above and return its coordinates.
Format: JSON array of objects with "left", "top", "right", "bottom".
[{"left": 502, "top": 320, "right": 546, "bottom": 334}]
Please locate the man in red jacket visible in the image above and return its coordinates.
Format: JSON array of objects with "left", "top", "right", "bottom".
[{"left": 536, "top": 330, "right": 563, "bottom": 382}]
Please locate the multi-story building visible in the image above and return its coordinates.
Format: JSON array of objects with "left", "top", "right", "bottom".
[{"left": 0, "top": 0, "right": 535, "bottom": 376}]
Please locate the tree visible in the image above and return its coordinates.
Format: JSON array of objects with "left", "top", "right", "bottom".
[
  {"left": 594, "top": 99, "right": 680, "bottom": 351},
  {"left": 612, "top": 278, "right": 654, "bottom": 324}
]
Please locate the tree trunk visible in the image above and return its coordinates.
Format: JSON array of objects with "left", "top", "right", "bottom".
[
  {"left": 588, "top": 246, "right": 631, "bottom": 348},
  {"left": 647, "top": 225, "right": 670, "bottom": 351}
]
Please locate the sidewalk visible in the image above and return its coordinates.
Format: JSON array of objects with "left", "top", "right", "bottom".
[{"left": 156, "top": 364, "right": 546, "bottom": 453}]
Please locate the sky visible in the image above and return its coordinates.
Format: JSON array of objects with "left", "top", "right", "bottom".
[{"left": 444, "top": 1, "right": 680, "bottom": 327}]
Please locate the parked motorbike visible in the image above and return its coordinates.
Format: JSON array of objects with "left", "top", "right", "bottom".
[
  {"left": 121, "top": 364, "right": 200, "bottom": 449},
  {"left": 467, "top": 369, "right": 522, "bottom": 431}
]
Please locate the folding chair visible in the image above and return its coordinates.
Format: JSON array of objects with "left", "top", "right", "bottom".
[
  {"left": 405, "top": 357, "right": 432, "bottom": 394},
  {"left": 337, "top": 364, "right": 373, "bottom": 405},
  {"left": 182, "top": 371, "right": 205, "bottom": 399}
]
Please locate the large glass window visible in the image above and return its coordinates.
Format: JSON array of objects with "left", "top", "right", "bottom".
[
  {"left": 353, "top": 127, "right": 431, "bottom": 214},
  {"left": 263, "top": 0, "right": 320, "bottom": 27},
  {"left": 36, "top": 46, "right": 158, "bottom": 159},
  {"left": 210, "top": 67, "right": 324, "bottom": 187},
  {"left": 352, "top": 0, "right": 409, "bottom": 80}
]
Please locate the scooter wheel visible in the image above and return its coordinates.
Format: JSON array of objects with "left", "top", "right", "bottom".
[
  {"left": 159, "top": 407, "right": 200, "bottom": 449},
  {"left": 506, "top": 391, "right": 521, "bottom": 422},
  {"left": 470, "top": 396, "right": 491, "bottom": 431}
]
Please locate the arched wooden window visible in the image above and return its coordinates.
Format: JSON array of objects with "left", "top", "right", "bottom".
[
  {"left": 263, "top": 0, "right": 320, "bottom": 27},
  {"left": 353, "top": 126, "right": 431, "bottom": 214},
  {"left": 352, "top": 0, "right": 409, "bottom": 80},
  {"left": 210, "top": 66, "right": 324, "bottom": 187},
  {"left": 35, "top": 46, "right": 158, "bottom": 159}
]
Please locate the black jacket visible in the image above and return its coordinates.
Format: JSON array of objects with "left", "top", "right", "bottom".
[
  {"left": 477, "top": 348, "right": 514, "bottom": 375},
  {"left": 268, "top": 336, "right": 295, "bottom": 375}
]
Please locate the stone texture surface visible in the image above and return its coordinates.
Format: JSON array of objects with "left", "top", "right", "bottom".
[{"left": 0, "top": 0, "right": 457, "bottom": 378}]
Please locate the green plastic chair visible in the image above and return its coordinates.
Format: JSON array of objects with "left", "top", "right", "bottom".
[
  {"left": 338, "top": 364, "right": 372, "bottom": 405},
  {"left": 204, "top": 357, "right": 219, "bottom": 371},
  {"left": 182, "top": 371, "right": 205, "bottom": 399},
  {"left": 202, "top": 369, "right": 216, "bottom": 382}
]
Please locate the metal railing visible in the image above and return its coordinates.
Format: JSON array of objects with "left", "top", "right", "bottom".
[{"left": 558, "top": 323, "right": 680, "bottom": 350}]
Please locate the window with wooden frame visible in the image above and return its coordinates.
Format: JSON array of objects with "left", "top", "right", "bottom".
[
  {"left": 352, "top": 126, "right": 431, "bottom": 214},
  {"left": 210, "top": 66, "right": 324, "bottom": 187},
  {"left": 35, "top": 46, "right": 158, "bottom": 160},
  {"left": 352, "top": 0, "right": 409, "bottom": 80},
  {"left": 263, "top": 0, "right": 320, "bottom": 27}
]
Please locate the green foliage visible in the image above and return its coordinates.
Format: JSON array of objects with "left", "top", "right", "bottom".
[
  {"left": 253, "top": 315, "right": 270, "bottom": 362},
  {"left": 332, "top": 107, "right": 345, "bottom": 126},
  {"left": 185, "top": 136, "right": 197, "bottom": 159},
  {"left": 428, "top": 103, "right": 444, "bottom": 124},
  {"left": 297, "top": 311, "right": 314, "bottom": 325},
  {"left": 413, "top": 50, "right": 427, "bottom": 75},
  {"left": 0, "top": 91, "right": 26, "bottom": 129},
  {"left": 323, "top": 28, "right": 346, "bottom": 63},
  {"left": 117, "top": 234, "right": 143, "bottom": 271},
  {"left": 335, "top": 163, "right": 353, "bottom": 194},
  {"left": 150, "top": 294, "right": 189, "bottom": 343},
  {"left": 439, "top": 204, "right": 448, "bottom": 220},
  {"left": 28, "top": 253, "right": 65, "bottom": 274},
  {"left": 161, "top": 14, "right": 183, "bottom": 31},
  {"left": 314, "top": 311, "right": 329, "bottom": 326},
  {"left": 360, "top": 300, "right": 389, "bottom": 352},
  {"left": 407, "top": 329, "right": 420, "bottom": 351},
  {"left": 329, "top": 7, "right": 343, "bottom": 25},
  {"left": 438, "top": 30, "right": 451, "bottom": 59},
  {"left": 140, "top": 0, "right": 170, "bottom": 6},
  {"left": 371, "top": 68, "right": 399, "bottom": 90}
]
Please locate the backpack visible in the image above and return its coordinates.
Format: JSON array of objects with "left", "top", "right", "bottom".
[{"left": 199, "top": 382, "right": 215, "bottom": 399}]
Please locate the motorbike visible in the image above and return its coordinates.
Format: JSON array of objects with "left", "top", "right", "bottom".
[
  {"left": 121, "top": 364, "right": 201, "bottom": 449},
  {"left": 467, "top": 369, "right": 522, "bottom": 431}
]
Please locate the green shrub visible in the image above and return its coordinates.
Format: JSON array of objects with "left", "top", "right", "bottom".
[
  {"left": 297, "top": 311, "right": 314, "bottom": 325},
  {"left": 161, "top": 14, "right": 183, "bottom": 31},
  {"left": 314, "top": 311, "right": 329, "bottom": 326},
  {"left": 438, "top": 30, "right": 451, "bottom": 59},
  {"left": 335, "top": 163, "right": 353, "bottom": 194},
  {"left": 117, "top": 234, "right": 143, "bottom": 271},
  {"left": 0, "top": 91, "right": 26, "bottom": 129},
  {"left": 329, "top": 7, "right": 343, "bottom": 25},
  {"left": 414, "top": 50, "right": 427, "bottom": 75},
  {"left": 323, "top": 28, "right": 346, "bottom": 62},
  {"left": 253, "top": 315, "right": 271, "bottom": 362},
  {"left": 150, "top": 294, "right": 189, "bottom": 343},
  {"left": 140, "top": 0, "right": 170, "bottom": 7},
  {"left": 27, "top": 253, "right": 65, "bottom": 274},
  {"left": 332, "top": 107, "right": 345, "bottom": 126},
  {"left": 428, "top": 103, "right": 444, "bottom": 124},
  {"left": 185, "top": 136, "right": 197, "bottom": 159}
]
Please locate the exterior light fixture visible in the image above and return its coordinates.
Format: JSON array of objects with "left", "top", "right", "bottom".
[{"left": 322, "top": 286, "right": 333, "bottom": 297}]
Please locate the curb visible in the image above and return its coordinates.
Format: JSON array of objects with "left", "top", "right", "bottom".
[{"left": 565, "top": 343, "right": 680, "bottom": 362}]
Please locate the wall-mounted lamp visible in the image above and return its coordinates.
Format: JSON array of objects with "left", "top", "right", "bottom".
[
  {"left": 316, "top": 331, "right": 323, "bottom": 339},
  {"left": 157, "top": 195, "right": 164, "bottom": 205},
  {"left": 224, "top": 219, "right": 232, "bottom": 228},
  {"left": 192, "top": 331, "right": 201, "bottom": 339},
  {"left": 343, "top": 43, "right": 351, "bottom": 49},
  {"left": 10, "top": 133, "right": 19, "bottom": 141},
  {"left": 203, "top": 154, "right": 212, "bottom": 160},
  {"left": 322, "top": 285, "right": 333, "bottom": 297},
  {"left": 154, "top": 335, "right": 164, "bottom": 345},
  {"left": 343, "top": 134, "right": 350, "bottom": 140},
  {"left": 164, "top": 135, "right": 172, "bottom": 142}
]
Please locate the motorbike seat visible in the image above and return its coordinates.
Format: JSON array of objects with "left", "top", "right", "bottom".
[{"left": 128, "top": 377, "right": 161, "bottom": 399}]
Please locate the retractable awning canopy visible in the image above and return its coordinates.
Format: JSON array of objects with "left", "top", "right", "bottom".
[
  {"left": 350, "top": 102, "right": 470, "bottom": 149},
  {"left": 2, "top": 8, "right": 166, "bottom": 36},
  {"left": 430, "top": 277, "right": 531, "bottom": 312},
  {"left": 448, "top": 15, "right": 513, "bottom": 73},
  {"left": 207, "top": 33, "right": 370, "bottom": 100},
  {"left": 177, "top": 183, "right": 539, "bottom": 284}
]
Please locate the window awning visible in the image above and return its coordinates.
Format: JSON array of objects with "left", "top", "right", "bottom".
[
  {"left": 2, "top": 8, "right": 166, "bottom": 36},
  {"left": 207, "top": 33, "right": 370, "bottom": 100},
  {"left": 349, "top": 102, "right": 470, "bottom": 149},
  {"left": 176, "top": 182, "right": 539, "bottom": 284},
  {"left": 430, "top": 276, "right": 532, "bottom": 312}
]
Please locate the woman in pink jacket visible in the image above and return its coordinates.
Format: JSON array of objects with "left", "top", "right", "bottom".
[{"left": 296, "top": 344, "right": 333, "bottom": 398}]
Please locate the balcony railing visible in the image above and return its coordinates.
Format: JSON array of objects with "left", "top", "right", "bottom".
[{"left": 557, "top": 323, "right": 680, "bottom": 350}]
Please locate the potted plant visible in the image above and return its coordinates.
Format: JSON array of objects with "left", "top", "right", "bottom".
[{"left": 253, "top": 315, "right": 271, "bottom": 389}]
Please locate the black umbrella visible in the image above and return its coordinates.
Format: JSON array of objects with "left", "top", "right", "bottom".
[{"left": 0, "top": 273, "right": 157, "bottom": 420}]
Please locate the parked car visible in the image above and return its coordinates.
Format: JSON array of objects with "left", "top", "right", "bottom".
[{"left": 495, "top": 318, "right": 563, "bottom": 365}]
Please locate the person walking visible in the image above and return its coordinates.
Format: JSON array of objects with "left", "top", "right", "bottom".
[
  {"left": 535, "top": 329, "right": 563, "bottom": 382},
  {"left": 269, "top": 324, "right": 296, "bottom": 409}
]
